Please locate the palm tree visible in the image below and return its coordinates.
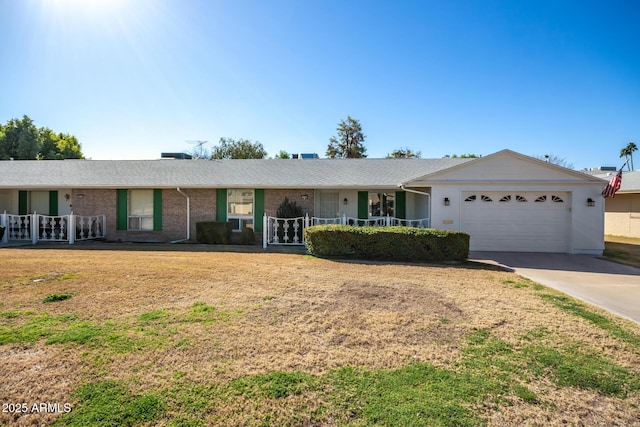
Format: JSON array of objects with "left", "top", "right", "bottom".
[
  {"left": 627, "top": 142, "right": 637, "bottom": 171},
  {"left": 620, "top": 142, "right": 637, "bottom": 171}
]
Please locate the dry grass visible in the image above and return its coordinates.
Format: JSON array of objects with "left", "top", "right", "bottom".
[{"left": 1, "top": 244, "right": 640, "bottom": 426}]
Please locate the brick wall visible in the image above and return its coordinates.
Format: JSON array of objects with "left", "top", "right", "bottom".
[
  {"left": 264, "top": 189, "right": 314, "bottom": 217},
  {"left": 71, "top": 188, "right": 217, "bottom": 243},
  {"left": 70, "top": 188, "right": 315, "bottom": 243}
]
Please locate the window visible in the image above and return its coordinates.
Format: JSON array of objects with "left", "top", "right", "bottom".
[
  {"left": 499, "top": 195, "right": 511, "bottom": 202},
  {"left": 228, "top": 189, "right": 254, "bottom": 231},
  {"left": 317, "top": 191, "right": 339, "bottom": 218},
  {"left": 368, "top": 192, "right": 394, "bottom": 217},
  {"left": 551, "top": 195, "right": 564, "bottom": 203},
  {"left": 129, "top": 190, "right": 154, "bottom": 230},
  {"left": 535, "top": 195, "right": 547, "bottom": 203},
  {"left": 515, "top": 195, "right": 527, "bottom": 202},
  {"left": 480, "top": 195, "right": 493, "bottom": 202},
  {"left": 464, "top": 195, "right": 476, "bottom": 202},
  {"left": 117, "top": 189, "right": 161, "bottom": 231}
]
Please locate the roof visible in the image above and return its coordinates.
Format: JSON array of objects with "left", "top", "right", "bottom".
[
  {"left": 405, "top": 149, "right": 607, "bottom": 185},
  {"left": 591, "top": 170, "right": 640, "bottom": 193},
  {"left": 0, "top": 157, "right": 474, "bottom": 189}
]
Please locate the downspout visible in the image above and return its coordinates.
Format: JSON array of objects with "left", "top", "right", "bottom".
[
  {"left": 398, "top": 184, "right": 432, "bottom": 227},
  {"left": 171, "top": 187, "right": 190, "bottom": 243},
  {"left": 398, "top": 184, "right": 431, "bottom": 199}
]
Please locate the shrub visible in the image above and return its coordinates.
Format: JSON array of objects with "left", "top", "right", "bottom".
[
  {"left": 196, "top": 221, "right": 232, "bottom": 244},
  {"left": 43, "top": 293, "right": 73, "bottom": 303},
  {"left": 276, "top": 197, "right": 304, "bottom": 218},
  {"left": 240, "top": 227, "right": 256, "bottom": 245},
  {"left": 304, "top": 225, "right": 469, "bottom": 262}
]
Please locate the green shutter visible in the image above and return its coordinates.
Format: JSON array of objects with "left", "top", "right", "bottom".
[
  {"left": 254, "top": 189, "right": 264, "bottom": 232},
  {"left": 153, "top": 189, "right": 163, "bottom": 231},
  {"left": 116, "top": 189, "right": 128, "bottom": 230},
  {"left": 358, "top": 191, "right": 369, "bottom": 220},
  {"left": 395, "top": 191, "right": 406, "bottom": 219},
  {"left": 19, "top": 191, "right": 28, "bottom": 215},
  {"left": 216, "top": 189, "right": 227, "bottom": 222},
  {"left": 49, "top": 191, "right": 59, "bottom": 216}
]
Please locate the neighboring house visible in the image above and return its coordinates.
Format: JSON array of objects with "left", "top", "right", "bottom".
[
  {"left": 591, "top": 170, "right": 640, "bottom": 238},
  {"left": 0, "top": 149, "right": 607, "bottom": 254}
]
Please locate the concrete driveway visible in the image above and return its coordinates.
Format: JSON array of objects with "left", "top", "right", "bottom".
[{"left": 469, "top": 252, "right": 640, "bottom": 324}]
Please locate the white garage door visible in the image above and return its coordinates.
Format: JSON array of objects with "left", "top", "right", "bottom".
[{"left": 461, "top": 192, "right": 570, "bottom": 252}]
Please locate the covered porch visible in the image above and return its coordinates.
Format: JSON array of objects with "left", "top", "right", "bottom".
[
  {"left": 0, "top": 189, "right": 105, "bottom": 245},
  {"left": 263, "top": 188, "right": 432, "bottom": 247}
]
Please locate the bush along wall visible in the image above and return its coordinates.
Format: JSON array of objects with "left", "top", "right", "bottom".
[
  {"left": 196, "top": 221, "right": 232, "bottom": 244},
  {"left": 304, "top": 225, "right": 470, "bottom": 262}
]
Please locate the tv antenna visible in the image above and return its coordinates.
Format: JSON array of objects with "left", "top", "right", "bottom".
[{"left": 186, "top": 140, "right": 209, "bottom": 159}]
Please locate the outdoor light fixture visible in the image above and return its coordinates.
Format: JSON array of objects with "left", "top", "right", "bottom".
[
  {"left": 77, "top": 194, "right": 85, "bottom": 199},
  {"left": 587, "top": 198, "right": 595, "bottom": 207},
  {"left": 444, "top": 197, "right": 450, "bottom": 206},
  {"left": 301, "top": 194, "right": 309, "bottom": 201},
  {"left": 64, "top": 194, "right": 70, "bottom": 200},
  {"left": 343, "top": 198, "right": 348, "bottom": 205}
]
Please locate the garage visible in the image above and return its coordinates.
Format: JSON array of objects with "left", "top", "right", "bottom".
[{"left": 460, "top": 191, "right": 571, "bottom": 252}]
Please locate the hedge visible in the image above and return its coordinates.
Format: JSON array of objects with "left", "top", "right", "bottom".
[
  {"left": 196, "top": 221, "right": 232, "bottom": 244},
  {"left": 304, "top": 225, "right": 469, "bottom": 262}
]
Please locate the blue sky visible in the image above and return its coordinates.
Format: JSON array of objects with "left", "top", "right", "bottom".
[{"left": 1, "top": 0, "right": 638, "bottom": 169}]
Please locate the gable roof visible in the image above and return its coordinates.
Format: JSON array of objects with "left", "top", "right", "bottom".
[
  {"left": 404, "top": 149, "right": 607, "bottom": 186},
  {"left": 0, "top": 157, "right": 473, "bottom": 190},
  {"left": 591, "top": 170, "right": 640, "bottom": 193}
]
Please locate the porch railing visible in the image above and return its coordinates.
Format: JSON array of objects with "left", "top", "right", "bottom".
[
  {"left": 1, "top": 212, "right": 106, "bottom": 245},
  {"left": 263, "top": 214, "right": 430, "bottom": 247}
]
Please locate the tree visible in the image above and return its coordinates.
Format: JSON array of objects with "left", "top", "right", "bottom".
[
  {"left": 0, "top": 115, "right": 84, "bottom": 160},
  {"left": 274, "top": 150, "right": 291, "bottom": 159},
  {"left": 210, "top": 137, "right": 267, "bottom": 159},
  {"left": 387, "top": 147, "right": 421, "bottom": 158},
  {"left": 620, "top": 142, "right": 637, "bottom": 171},
  {"left": 535, "top": 154, "right": 574, "bottom": 169},
  {"left": 450, "top": 153, "right": 481, "bottom": 158},
  {"left": 326, "top": 116, "right": 367, "bottom": 158}
]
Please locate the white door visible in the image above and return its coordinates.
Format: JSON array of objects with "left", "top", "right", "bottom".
[{"left": 461, "top": 192, "right": 570, "bottom": 252}]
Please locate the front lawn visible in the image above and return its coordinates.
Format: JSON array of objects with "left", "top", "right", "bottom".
[
  {"left": 604, "top": 235, "right": 640, "bottom": 268},
  {"left": 1, "top": 245, "right": 639, "bottom": 426}
]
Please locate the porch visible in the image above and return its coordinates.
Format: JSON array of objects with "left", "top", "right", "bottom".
[
  {"left": 262, "top": 213, "right": 431, "bottom": 248},
  {"left": 1, "top": 212, "right": 106, "bottom": 245}
]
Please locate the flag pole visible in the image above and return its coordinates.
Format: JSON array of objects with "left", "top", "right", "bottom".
[{"left": 602, "top": 160, "right": 628, "bottom": 198}]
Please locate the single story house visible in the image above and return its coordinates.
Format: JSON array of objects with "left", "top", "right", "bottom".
[
  {"left": 0, "top": 149, "right": 607, "bottom": 254},
  {"left": 591, "top": 170, "right": 640, "bottom": 238}
]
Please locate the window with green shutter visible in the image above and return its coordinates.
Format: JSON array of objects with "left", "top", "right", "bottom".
[{"left": 117, "top": 189, "right": 162, "bottom": 231}]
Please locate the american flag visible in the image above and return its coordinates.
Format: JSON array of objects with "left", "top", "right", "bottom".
[{"left": 602, "top": 162, "right": 626, "bottom": 198}]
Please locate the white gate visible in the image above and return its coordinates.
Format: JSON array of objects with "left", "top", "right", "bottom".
[{"left": 264, "top": 215, "right": 309, "bottom": 247}]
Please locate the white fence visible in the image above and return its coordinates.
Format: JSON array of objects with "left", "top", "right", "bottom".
[
  {"left": 263, "top": 214, "right": 430, "bottom": 247},
  {"left": 1, "top": 212, "right": 106, "bottom": 245}
]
